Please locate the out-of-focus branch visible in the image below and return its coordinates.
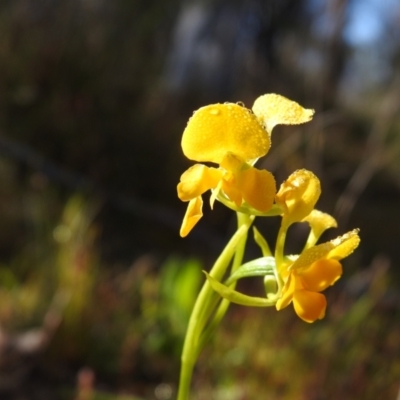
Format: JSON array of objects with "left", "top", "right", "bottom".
[
  {"left": 0, "top": 134, "right": 224, "bottom": 252},
  {"left": 334, "top": 78, "right": 400, "bottom": 226}
]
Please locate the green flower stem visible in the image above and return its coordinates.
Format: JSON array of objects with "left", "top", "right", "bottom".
[
  {"left": 197, "top": 212, "right": 252, "bottom": 353},
  {"left": 253, "top": 227, "right": 273, "bottom": 257},
  {"left": 195, "top": 213, "right": 252, "bottom": 334},
  {"left": 177, "top": 214, "right": 253, "bottom": 400},
  {"left": 274, "top": 221, "right": 290, "bottom": 291},
  {"left": 233, "top": 213, "right": 253, "bottom": 272},
  {"left": 302, "top": 228, "right": 323, "bottom": 252}
]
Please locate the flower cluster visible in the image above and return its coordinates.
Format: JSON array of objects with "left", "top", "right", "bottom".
[
  {"left": 177, "top": 94, "right": 314, "bottom": 237},
  {"left": 177, "top": 94, "right": 360, "bottom": 323}
]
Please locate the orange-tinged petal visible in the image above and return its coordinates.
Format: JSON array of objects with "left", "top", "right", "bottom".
[
  {"left": 221, "top": 178, "right": 242, "bottom": 207},
  {"left": 276, "top": 274, "right": 296, "bottom": 310},
  {"left": 252, "top": 94, "right": 314, "bottom": 133},
  {"left": 328, "top": 229, "right": 361, "bottom": 260},
  {"left": 292, "top": 290, "right": 327, "bottom": 323},
  {"left": 180, "top": 197, "right": 203, "bottom": 237},
  {"left": 237, "top": 167, "right": 276, "bottom": 212},
  {"left": 299, "top": 259, "right": 342, "bottom": 292},
  {"left": 178, "top": 164, "right": 222, "bottom": 201},
  {"left": 181, "top": 103, "right": 270, "bottom": 164},
  {"left": 276, "top": 169, "right": 321, "bottom": 224}
]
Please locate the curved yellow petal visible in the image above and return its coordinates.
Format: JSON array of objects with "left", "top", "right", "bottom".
[
  {"left": 237, "top": 167, "right": 276, "bottom": 212},
  {"left": 292, "top": 229, "right": 360, "bottom": 272},
  {"left": 276, "top": 274, "right": 295, "bottom": 311},
  {"left": 252, "top": 94, "right": 314, "bottom": 134},
  {"left": 328, "top": 229, "right": 361, "bottom": 260},
  {"left": 177, "top": 164, "right": 222, "bottom": 201},
  {"left": 276, "top": 169, "right": 321, "bottom": 224},
  {"left": 180, "top": 197, "right": 203, "bottom": 237},
  {"left": 181, "top": 103, "right": 270, "bottom": 164},
  {"left": 292, "top": 290, "right": 327, "bottom": 323},
  {"left": 299, "top": 259, "right": 342, "bottom": 292},
  {"left": 290, "top": 241, "right": 334, "bottom": 271}
]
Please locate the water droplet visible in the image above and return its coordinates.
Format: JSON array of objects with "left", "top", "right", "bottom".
[{"left": 209, "top": 109, "right": 220, "bottom": 115}]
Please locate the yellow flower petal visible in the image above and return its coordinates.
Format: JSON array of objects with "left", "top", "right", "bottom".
[
  {"left": 237, "top": 167, "right": 276, "bottom": 212},
  {"left": 292, "top": 290, "right": 327, "bottom": 323},
  {"left": 180, "top": 197, "right": 203, "bottom": 237},
  {"left": 299, "top": 259, "right": 342, "bottom": 292},
  {"left": 276, "top": 274, "right": 295, "bottom": 311},
  {"left": 276, "top": 169, "right": 321, "bottom": 225},
  {"left": 252, "top": 94, "right": 314, "bottom": 133},
  {"left": 219, "top": 153, "right": 242, "bottom": 206},
  {"left": 221, "top": 178, "right": 242, "bottom": 207},
  {"left": 328, "top": 229, "right": 361, "bottom": 260},
  {"left": 302, "top": 210, "right": 337, "bottom": 238},
  {"left": 209, "top": 180, "right": 223, "bottom": 209},
  {"left": 220, "top": 152, "right": 243, "bottom": 171},
  {"left": 290, "top": 241, "right": 334, "bottom": 271},
  {"left": 181, "top": 103, "right": 270, "bottom": 164},
  {"left": 177, "top": 164, "right": 222, "bottom": 201}
]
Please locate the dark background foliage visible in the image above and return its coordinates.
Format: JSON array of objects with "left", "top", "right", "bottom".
[{"left": 0, "top": 0, "right": 399, "bottom": 399}]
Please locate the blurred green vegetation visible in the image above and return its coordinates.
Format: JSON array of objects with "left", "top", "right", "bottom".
[
  {"left": 0, "top": 194, "right": 398, "bottom": 399},
  {"left": 0, "top": 0, "right": 400, "bottom": 398}
]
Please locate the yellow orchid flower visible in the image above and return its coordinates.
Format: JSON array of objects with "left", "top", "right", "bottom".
[
  {"left": 276, "top": 169, "right": 321, "bottom": 226},
  {"left": 178, "top": 95, "right": 314, "bottom": 237},
  {"left": 178, "top": 153, "right": 276, "bottom": 237},
  {"left": 276, "top": 229, "right": 360, "bottom": 323}
]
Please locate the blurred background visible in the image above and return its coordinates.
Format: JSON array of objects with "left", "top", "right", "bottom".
[{"left": 0, "top": 0, "right": 399, "bottom": 399}]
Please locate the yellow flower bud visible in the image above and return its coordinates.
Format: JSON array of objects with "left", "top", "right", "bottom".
[{"left": 276, "top": 169, "right": 321, "bottom": 225}]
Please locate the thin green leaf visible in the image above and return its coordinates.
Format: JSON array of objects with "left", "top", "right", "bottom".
[
  {"left": 253, "top": 227, "right": 272, "bottom": 257},
  {"left": 204, "top": 272, "right": 276, "bottom": 307},
  {"left": 225, "top": 256, "right": 276, "bottom": 286}
]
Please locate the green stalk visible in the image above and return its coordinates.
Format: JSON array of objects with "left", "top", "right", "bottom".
[
  {"left": 198, "top": 212, "right": 251, "bottom": 349},
  {"left": 274, "top": 221, "right": 290, "bottom": 292},
  {"left": 177, "top": 215, "right": 252, "bottom": 400}
]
